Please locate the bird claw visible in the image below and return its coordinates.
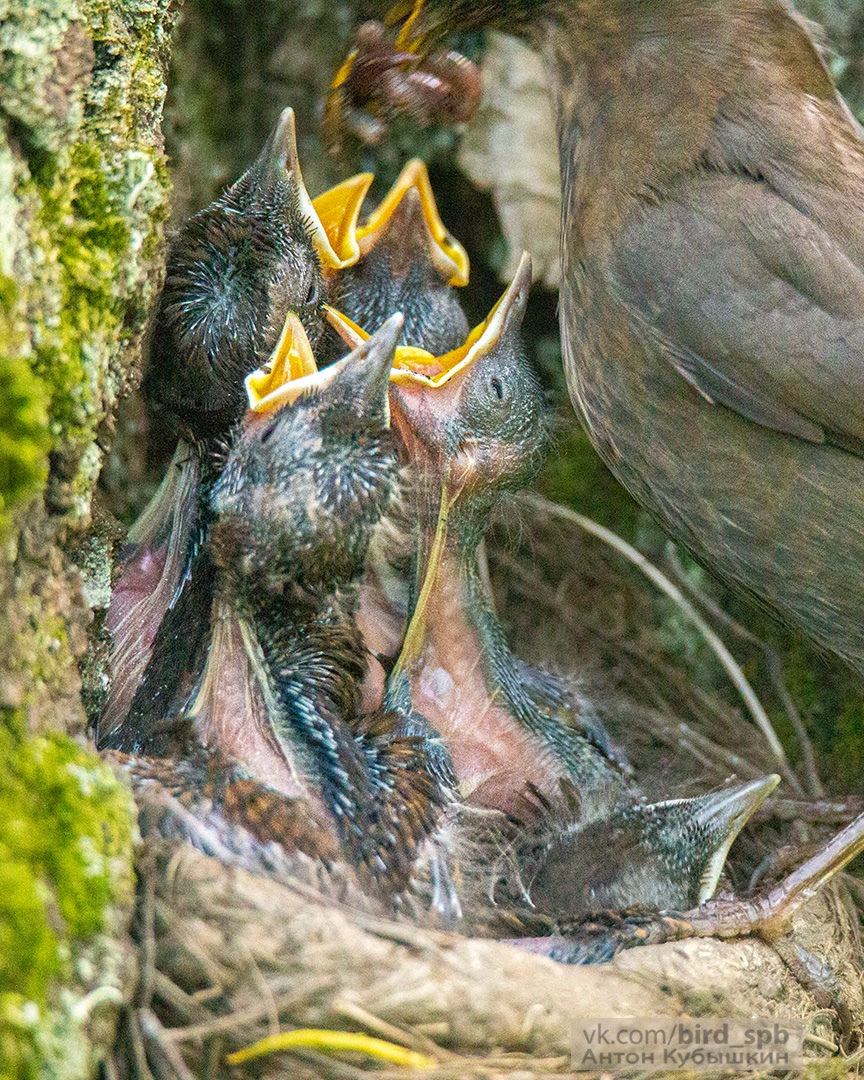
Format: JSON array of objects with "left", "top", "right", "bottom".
[
  {"left": 504, "top": 812, "right": 864, "bottom": 978},
  {"left": 688, "top": 810, "right": 864, "bottom": 942},
  {"left": 324, "top": 21, "right": 482, "bottom": 155}
]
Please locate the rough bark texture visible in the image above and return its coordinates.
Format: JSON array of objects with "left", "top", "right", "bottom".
[{"left": 0, "top": 1, "right": 174, "bottom": 1075}]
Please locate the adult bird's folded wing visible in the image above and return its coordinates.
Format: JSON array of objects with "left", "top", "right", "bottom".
[{"left": 613, "top": 173, "right": 864, "bottom": 449}]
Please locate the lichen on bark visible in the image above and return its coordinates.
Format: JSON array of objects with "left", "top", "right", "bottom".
[
  {"left": 0, "top": 0, "right": 175, "bottom": 1074},
  {"left": 0, "top": 727, "right": 136, "bottom": 1080}
]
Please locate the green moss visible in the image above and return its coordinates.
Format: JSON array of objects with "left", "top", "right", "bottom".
[
  {"left": 0, "top": 721, "right": 135, "bottom": 1078},
  {"left": 3, "top": 732, "right": 134, "bottom": 937},
  {"left": 0, "top": 2, "right": 171, "bottom": 1067},
  {"left": 537, "top": 423, "right": 642, "bottom": 539},
  {"left": 0, "top": 275, "right": 50, "bottom": 530},
  {"left": 0, "top": 352, "right": 51, "bottom": 531},
  {"left": 28, "top": 143, "right": 130, "bottom": 464}
]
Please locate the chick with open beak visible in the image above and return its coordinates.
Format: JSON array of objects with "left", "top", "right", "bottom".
[
  {"left": 100, "top": 109, "right": 360, "bottom": 753},
  {"left": 330, "top": 253, "right": 625, "bottom": 819},
  {"left": 312, "top": 158, "right": 473, "bottom": 704},
  {"left": 109, "top": 318, "right": 443, "bottom": 895},
  {"left": 145, "top": 106, "right": 355, "bottom": 437},
  {"left": 175, "top": 316, "right": 440, "bottom": 893},
  {"left": 330, "top": 261, "right": 780, "bottom": 934},
  {"left": 323, "top": 159, "right": 470, "bottom": 357}
]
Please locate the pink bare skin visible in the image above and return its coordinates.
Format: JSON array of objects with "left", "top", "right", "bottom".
[
  {"left": 192, "top": 604, "right": 329, "bottom": 820},
  {"left": 389, "top": 379, "right": 570, "bottom": 817},
  {"left": 405, "top": 541, "right": 569, "bottom": 816}
]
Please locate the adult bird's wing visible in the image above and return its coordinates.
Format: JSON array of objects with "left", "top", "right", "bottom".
[{"left": 612, "top": 172, "right": 864, "bottom": 450}]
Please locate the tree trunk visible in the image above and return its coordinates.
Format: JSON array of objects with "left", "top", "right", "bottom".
[{"left": 0, "top": 1, "right": 174, "bottom": 1074}]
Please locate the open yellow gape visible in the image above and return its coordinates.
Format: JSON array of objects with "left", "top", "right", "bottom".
[
  {"left": 311, "top": 158, "right": 469, "bottom": 287},
  {"left": 247, "top": 246, "right": 530, "bottom": 416},
  {"left": 244, "top": 314, "right": 324, "bottom": 414},
  {"left": 248, "top": 125, "right": 471, "bottom": 414},
  {"left": 325, "top": 250, "right": 532, "bottom": 389}
]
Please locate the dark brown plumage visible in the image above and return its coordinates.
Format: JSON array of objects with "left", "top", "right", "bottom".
[
  {"left": 195, "top": 317, "right": 442, "bottom": 892},
  {"left": 339, "top": 0, "right": 864, "bottom": 680},
  {"left": 106, "top": 319, "right": 444, "bottom": 895}
]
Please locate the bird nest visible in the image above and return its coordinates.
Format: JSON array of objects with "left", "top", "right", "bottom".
[{"left": 107, "top": 493, "right": 864, "bottom": 1079}]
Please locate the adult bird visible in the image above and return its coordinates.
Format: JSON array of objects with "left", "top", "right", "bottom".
[{"left": 333, "top": 0, "right": 864, "bottom": 680}]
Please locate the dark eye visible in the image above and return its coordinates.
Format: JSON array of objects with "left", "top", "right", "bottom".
[
  {"left": 260, "top": 416, "right": 280, "bottom": 445},
  {"left": 490, "top": 377, "right": 505, "bottom": 401},
  {"left": 306, "top": 277, "right": 320, "bottom": 308}
]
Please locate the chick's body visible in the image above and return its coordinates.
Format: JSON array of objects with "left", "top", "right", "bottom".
[
  {"left": 101, "top": 110, "right": 330, "bottom": 751},
  {"left": 390, "top": 257, "right": 626, "bottom": 818},
  {"left": 198, "top": 320, "right": 441, "bottom": 892}
]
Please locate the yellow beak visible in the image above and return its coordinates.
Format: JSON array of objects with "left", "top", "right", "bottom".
[
  {"left": 275, "top": 107, "right": 364, "bottom": 272},
  {"left": 311, "top": 172, "right": 375, "bottom": 269},
  {"left": 324, "top": 250, "right": 532, "bottom": 388},
  {"left": 312, "top": 158, "right": 469, "bottom": 287},
  {"left": 245, "top": 313, "right": 320, "bottom": 414}
]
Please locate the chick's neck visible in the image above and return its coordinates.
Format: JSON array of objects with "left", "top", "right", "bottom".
[{"left": 399, "top": 472, "right": 568, "bottom": 805}]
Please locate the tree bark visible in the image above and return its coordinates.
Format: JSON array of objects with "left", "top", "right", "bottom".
[{"left": 0, "top": 1, "right": 174, "bottom": 1075}]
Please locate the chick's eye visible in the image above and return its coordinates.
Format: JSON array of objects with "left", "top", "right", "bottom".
[
  {"left": 490, "top": 377, "right": 505, "bottom": 402},
  {"left": 305, "top": 277, "right": 320, "bottom": 308}
]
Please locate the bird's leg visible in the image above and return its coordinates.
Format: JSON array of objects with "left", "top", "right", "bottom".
[
  {"left": 769, "top": 934, "right": 858, "bottom": 1048},
  {"left": 686, "top": 811, "right": 864, "bottom": 942}
]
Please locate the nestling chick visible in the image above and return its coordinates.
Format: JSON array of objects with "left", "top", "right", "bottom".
[
  {"left": 144, "top": 107, "right": 338, "bottom": 438},
  {"left": 100, "top": 109, "right": 353, "bottom": 752},
  {"left": 331, "top": 254, "right": 626, "bottom": 819},
  {"left": 512, "top": 775, "right": 779, "bottom": 919},
  {"left": 188, "top": 316, "right": 442, "bottom": 892},
  {"left": 327, "top": 159, "right": 470, "bottom": 356}
]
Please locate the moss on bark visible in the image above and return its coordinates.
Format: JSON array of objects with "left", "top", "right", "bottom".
[
  {"left": 0, "top": 0, "right": 175, "bottom": 1074},
  {"left": 0, "top": 728, "right": 135, "bottom": 1080}
]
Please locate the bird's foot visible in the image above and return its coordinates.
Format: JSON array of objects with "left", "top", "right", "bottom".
[
  {"left": 505, "top": 908, "right": 688, "bottom": 965},
  {"left": 686, "top": 810, "right": 864, "bottom": 942},
  {"left": 324, "top": 20, "right": 481, "bottom": 155},
  {"left": 770, "top": 935, "right": 858, "bottom": 1049}
]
